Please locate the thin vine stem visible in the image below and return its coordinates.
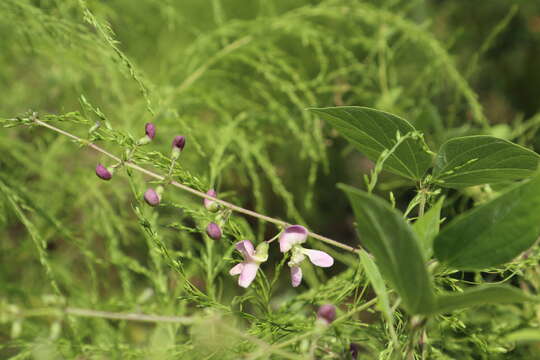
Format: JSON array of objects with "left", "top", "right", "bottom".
[{"left": 34, "top": 118, "right": 360, "bottom": 254}]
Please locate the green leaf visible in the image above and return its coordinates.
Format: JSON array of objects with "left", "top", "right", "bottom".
[
  {"left": 310, "top": 106, "right": 432, "bottom": 180},
  {"left": 506, "top": 329, "right": 540, "bottom": 343},
  {"left": 359, "top": 250, "right": 393, "bottom": 328},
  {"left": 340, "top": 184, "right": 435, "bottom": 314},
  {"left": 433, "top": 136, "right": 539, "bottom": 188},
  {"left": 413, "top": 196, "right": 445, "bottom": 260},
  {"left": 432, "top": 285, "right": 538, "bottom": 314},
  {"left": 433, "top": 172, "right": 540, "bottom": 270}
]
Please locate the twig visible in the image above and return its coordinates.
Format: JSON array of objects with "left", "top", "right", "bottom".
[{"left": 33, "top": 118, "right": 360, "bottom": 254}]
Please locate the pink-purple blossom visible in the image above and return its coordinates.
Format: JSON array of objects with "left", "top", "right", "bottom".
[
  {"left": 229, "top": 240, "right": 269, "bottom": 288},
  {"left": 279, "top": 225, "right": 334, "bottom": 287}
]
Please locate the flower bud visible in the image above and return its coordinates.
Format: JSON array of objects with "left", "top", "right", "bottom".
[
  {"left": 206, "top": 222, "right": 222, "bottom": 240},
  {"left": 349, "top": 343, "right": 360, "bottom": 360},
  {"left": 95, "top": 164, "right": 113, "bottom": 180},
  {"left": 137, "top": 123, "right": 156, "bottom": 145},
  {"left": 204, "top": 189, "right": 219, "bottom": 212},
  {"left": 316, "top": 304, "right": 336, "bottom": 324},
  {"left": 171, "top": 135, "right": 186, "bottom": 160},
  {"left": 145, "top": 122, "right": 156, "bottom": 140},
  {"left": 144, "top": 186, "right": 163, "bottom": 206}
]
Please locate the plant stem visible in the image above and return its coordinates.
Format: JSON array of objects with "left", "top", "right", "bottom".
[
  {"left": 20, "top": 306, "right": 196, "bottom": 324},
  {"left": 34, "top": 118, "right": 360, "bottom": 254}
]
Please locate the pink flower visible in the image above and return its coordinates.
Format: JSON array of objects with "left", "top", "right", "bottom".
[
  {"left": 280, "top": 225, "right": 334, "bottom": 287},
  {"left": 229, "top": 240, "right": 268, "bottom": 288}
]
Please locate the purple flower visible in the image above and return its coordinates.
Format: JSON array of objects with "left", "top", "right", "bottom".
[
  {"left": 317, "top": 304, "right": 337, "bottom": 324},
  {"left": 145, "top": 123, "right": 156, "bottom": 140},
  {"left": 144, "top": 188, "right": 161, "bottom": 206},
  {"left": 280, "top": 225, "right": 334, "bottom": 287},
  {"left": 229, "top": 240, "right": 268, "bottom": 288},
  {"left": 95, "top": 164, "right": 112, "bottom": 180},
  {"left": 172, "top": 135, "right": 186, "bottom": 150},
  {"left": 206, "top": 222, "right": 222, "bottom": 240},
  {"left": 204, "top": 189, "right": 219, "bottom": 212}
]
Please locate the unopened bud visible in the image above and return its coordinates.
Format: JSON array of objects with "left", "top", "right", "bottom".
[
  {"left": 206, "top": 222, "right": 222, "bottom": 240},
  {"left": 145, "top": 123, "right": 156, "bottom": 139},
  {"left": 144, "top": 185, "right": 163, "bottom": 206},
  {"left": 317, "top": 304, "right": 336, "bottom": 324},
  {"left": 95, "top": 164, "right": 113, "bottom": 180},
  {"left": 171, "top": 135, "right": 186, "bottom": 160},
  {"left": 204, "top": 189, "right": 219, "bottom": 212},
  {"left": 349, "top": 343, "right": 360, "bottom": 360},
  {"left": 137, "top": 123, "right": 156, "bottom": 145}
]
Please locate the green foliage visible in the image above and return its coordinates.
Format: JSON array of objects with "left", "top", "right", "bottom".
[
  {"left": 1, "top": 0, "right": 540, "bottom": 359},
  {"left": 310, "top": 107, "right": 432, "bottom": 180},
  {"left": 433, "top": 285, "right": 538, "bottom": 314},
  {"left": 433, "top": 136, "right": 540, "bottom": 188},
  {"left": 413, "top": 196, "right": 444, "bottom": 260},
  {"left": 434, "top": 172, "right": 540, "bottom": 270},
  {"left": 340, "top": 184, "right": 436, "bottom": 315}
]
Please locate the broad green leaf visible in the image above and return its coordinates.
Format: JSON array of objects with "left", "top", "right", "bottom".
[
  {"left": 359, "top": 250, "right": 394, "bottom": 329},
  {"left": 433, "top": 172, "right": 540, "bottom": 270},
  {"left": 506, "top": 329, "right": 540, "bottom": 343},
  {"left": 340, "top": 184, "right": 435, "bottom": 314},
  {"left": 413, "top": 196, "right": 445, "bottom": 260},
  {"left": 432, "top": 285, "right": 538, "bottom": 314},
  {"left": 433, "top": 135, "right": 539, "bottom": 188},
  {"left": 310, "top": 107, "right": 432, "bottom": 180}
]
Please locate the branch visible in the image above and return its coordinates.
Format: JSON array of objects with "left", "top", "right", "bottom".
[{"left": 33, "top": 118, "right": 360, "bottom": 254}]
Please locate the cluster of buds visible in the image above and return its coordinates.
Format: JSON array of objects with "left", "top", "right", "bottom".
[
  {"left": 93, "top": 123, "right": 335, "bottom": 292},
  {"left": 95, "top": 122, "right": 168, "bottom": 182},
  {"left": 203, "top": 189, "right": 224, "bottom": 241}
]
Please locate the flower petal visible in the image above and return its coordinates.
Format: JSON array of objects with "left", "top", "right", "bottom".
[
  {"left": 229, "top": 262, "right": 244, "bottom": 276},
  {"left": 279, "top": 225, "right": 308, "bottom": 252},
  {"left": 303, "top": 249, "right": 334, "bottom": 267},
  {"left": 238, "top": 262, "right": 259, "bottom": 288},
  {"left": 236, "top": 240, "right": 255, "bottom": 259},
  {"left": 290, "top": 266, "right": 302, "bottom": 287}
]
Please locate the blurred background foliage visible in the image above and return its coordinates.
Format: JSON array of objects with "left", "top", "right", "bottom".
[{"left": 1, "top": 0, "right": 540, "bottom": 358}]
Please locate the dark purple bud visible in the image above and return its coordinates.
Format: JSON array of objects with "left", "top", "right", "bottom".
[
  {"left": 95, "top": 164, "right": 112, "bottom": 180},
  {"left": 145, "top": 123, "right": 156, "bottom": 140},
  {"left": 206, "top": 222, "right": 222, "bottom": 240},
  {"left": 317, "top": 304, "right": 336, "bottom": 324},
  {"left": 144, "top": 188, "right": 161, "bottom": 206},
  {"left": 349, "top": 343, "right": 360, "bottom": 360},
  {"left": 172, "top": 135, "right": 186, "bottom": 150}
]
